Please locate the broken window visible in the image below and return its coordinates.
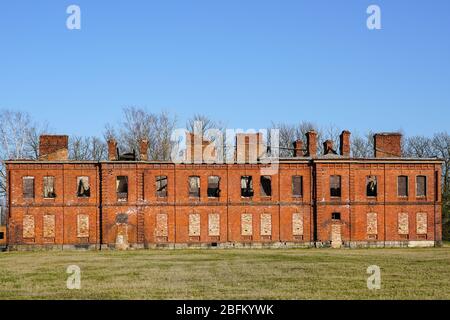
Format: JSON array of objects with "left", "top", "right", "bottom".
[
  {"left": 23, "top": 177, "right": 35, "bottom": 199},
  {"left": 116, "top": 176, "right": 128, "bottom": 201},
  {"left": 207, "top": 176, "right": 220, "bottom": 198},
  {"left": 43, "top": 176, "right": 56, "bottom": 198},
  {"left": 398, "top": 176, "right": 408, "bottom": 197},
  {"left": 292, "top": 176, "right": 303, "bottom": 197},
  {"left": 416, "top": 176, "right": 427, "bottom": 197},
  {"left": 260, "top": 176, "right": 272, "bottom": 197},
  {"left": 330, "top": 175, "right": 341, "bottom": 197},
  {"left": 77, "top": 176, "right": 90, "bottom": 197},
  {"left": 332, "top": 212, "right": 341, "bottom": 221},
  {"left": 366, "top": 176, "right": 377, "bottom": 197},
  {"left": 188, "top": 176, "right": 200, "bottom": 198},
  {"left": 241, "top": 176, "right": 254, "bottom": 198},
  {"left": 156, "top": 176, "right": 168, "bottom": 198}
]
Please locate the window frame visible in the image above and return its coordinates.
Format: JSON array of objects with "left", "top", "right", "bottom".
[
  {"left": 260, "top": 176, "right": 272, "bottom": 197},
  {"left": 22, "top": 176, "right": 35, "bottom": 199},
  {"left": 397, "top": 176, "right": 409, "bottom": 198},
  {"left": 207, "top": 176, "right": 221, "bottom": 198},
  {"left": 292, "top": 175, "right": 303, "bottom": 198},
  {"left": 188, "top": 176, "right": 201, "bottom": 198},
  {"left": 366, "top": 175, "right": 378, "bottom": 198},
  {"left": 331, "top": 212, "right": 341, "bottom": 221},
  {"left": 416, "top": 175, "right": 427, "bottom": 198},
  {"left": 77, "top": 176, "right": 91, "bottom": 198},
  {"left": 330, "top": 175, "right": 342, "bottom": 198},
  {"left": 116, "top": 176, "right": 129, "bottom": 202},
  {"left": 43, "top": 176, "right": 56, "bottom": 199},
  {"left": 155, "top": 175, "right": 168, "bottom": 198},
  {"left": 240, "top": 176, "right": 254, "bottom": 198}
]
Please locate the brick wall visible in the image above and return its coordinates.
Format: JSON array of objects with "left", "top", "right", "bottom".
[{"left": 5, "top": 158, "right": 442, "bottom": 249}]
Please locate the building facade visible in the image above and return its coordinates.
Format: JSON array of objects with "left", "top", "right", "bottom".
[{"left": 4, "top": 131, "right": 443, "bottom": 250}]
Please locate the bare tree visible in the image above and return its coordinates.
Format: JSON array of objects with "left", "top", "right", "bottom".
[
  {"left": 69, "top": 136, "right": 107, "bottom": 161},
  {"left": 351, "top": 131, "right": 374, "bottom": 158},
  {"left": 105, "top": 107, "right": 178, "bottom": 161},
  {"left": 0, "top": 109, "right": 49, "bottom": 223},
  {"left": 404, "top": 136, "right": 434, "bottom": 158}
]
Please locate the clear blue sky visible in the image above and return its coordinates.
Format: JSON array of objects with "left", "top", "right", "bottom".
[{"left": 0, "top": 0, "right": 449, "bottom": 138}]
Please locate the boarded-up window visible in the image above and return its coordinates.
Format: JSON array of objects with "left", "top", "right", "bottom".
[
  {"left": 43, "top": 215, "right": 56, "bottom": 238},
  {"left": 77, "top": 214, "right": 89, "bottom": 238},
  {"left": 367, "top": 212, "right": 378, "bottom": 235},
  {"left": 189, "top": 213, "right": 200, "bottom": 236},
  {"left": 23, "top": 215, "right": 35, "bottom": 238},
  {"left": 116, "top": 176, "right": 128, "bottom": 201},
  {"left": 23, "top": 177, "right": 35, "bottom": 199},
  {"left": 416, "top": 212, "right": 427, "bottom": 235},
  {"left": 77, "top": 176, "right": 90, "bottom": 197},
  {"left": 292, "top": 176, "right": 303, "bottom": 197},
  {"left": 241, "top": 213, "right": 253, "bottom": 236},
  {"left": 156, "top": 176, "right": 168, "bottom": 198},
  {"left": 330, "top": 175, "right": 341, "bottom": 197},
  {"left": 260, "top": 176, "right": 272, "bottom": 197},
  {"left": 156, "top": 213, "right": 168, "bottom": 237},
  {"left": 188, "top": 176, "right": 200, "bottom": 198},
  {"left": 207, "top": 176, "right": 220, "bottom": 198},
  {"left": 241, "top": 176, "right": 254, "bottom": 197},
  {"left": 416, "top": 176, "right": 427, "bottom": 197},
  {"left": 260, "top": 214, "right": 272, "bottom": 236},
  {"left": 366, "top": 176, "right": 377, "bottom": 197},
  {"left": 208, "top": 213, "right": 220, "bottom": 236},
  {"left": 43, "top": 176, "right": 56, "bottom": 198},
  {"left": 398, "top": 213, "right": 409, "bottom": 235},
  {"left": 292, "top": 213, "right": 304, "bottom": 236},
  {"left": 398, "top": 176, "right": 408, "bottom": 197}
]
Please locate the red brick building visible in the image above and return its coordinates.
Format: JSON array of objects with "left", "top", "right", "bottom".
[{"left": 4, "top": 131, "right": 443, "bottom": 250}]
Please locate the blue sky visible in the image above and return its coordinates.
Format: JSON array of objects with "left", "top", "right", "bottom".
[{"left": 0, "top": 0, "right": 449, "bottom": 138}]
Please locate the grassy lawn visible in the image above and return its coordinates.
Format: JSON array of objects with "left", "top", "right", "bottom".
[{"left": 0, "top": 248, "right": 449, "bottom": 300}]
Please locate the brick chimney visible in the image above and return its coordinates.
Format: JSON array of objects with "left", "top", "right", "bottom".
[
  {"left": 293, "top": 139, "right": 304, "bottom": 157},
  {"left": 323, "top": 140, "right": 334, "bottom": 155},
  {"left": 236, "top": 133, "right": 265, "bottom": 163},
  {"left": 374, "top": 133, "right": 402, "bottom": 158},
  {"left": 39, "top": 135, "right": 68, "bottom": 161},
  {"left": 306, "top": 131, "right": 317, "bottom": 157},
  {"left": 139, "top": 139, "right": 149, "bottom": 161},
  {"left": 108, "top": 139, "right": 118, "bottom": 161},
  {"left": 340, "top": 130, "right": 351, "bottom": 157}
]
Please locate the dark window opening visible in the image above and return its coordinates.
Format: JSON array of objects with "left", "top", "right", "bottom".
[
  {"left": 241, "top": 176, "right": 254, "bottom": 198},
  {"left": 207, "top": 176, "right": 220, "bottom": 198},
  {"left": 188, "top": 176, "right": 200, "bottom": 198},
  {"left": 416, "top": 176, "right": 427, "bottom": 197},
  {"left": 332, "top": 212, "right": 341, "bottom": 221},
  {"left": 156, "top": 176, "right": 168, "bottom": 198},
  {"left": 260, "top": 176, "right": 272, "bottom": 197},
  {"left": 366, "top": 176, "right": 377, "bottom": 197},
  {"left": 23, "top": 177, "right": 35, "bottom": 199},
  {"left": 43, "top": 176, "right": 56, "bottom": 198},
  {"left": 0, "top": 232, "right": 4, "bottom": 240},
  {"left": 398, "top": 176, "right": 408, "bottom": 197},
  {"left": 292, "top": 176, "right": 303, "bottom": 197},
  {"left": 115, "top": 213, "right": 128, "bottom": 224},
  {"left": 330, "top": 175, "right": 341, "bottom": 197},
  {"left": 77, "top": 176, "right": 90, "bottom": 197},
  {"left": 116, "top": 176, "right": 128, "bottom": 201}
]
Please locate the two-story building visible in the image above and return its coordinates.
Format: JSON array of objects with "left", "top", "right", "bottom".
[{"left": 4, "top": 131, "right": 443, "bottom": 250}]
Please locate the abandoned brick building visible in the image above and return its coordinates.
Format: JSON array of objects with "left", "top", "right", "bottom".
[{"left": 4, "top": 130, "right": 443, "bottom": 250}]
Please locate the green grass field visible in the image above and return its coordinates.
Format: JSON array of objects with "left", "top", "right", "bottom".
[{"left": 0, "top": 247, "right": 449, "bottom": 300}]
